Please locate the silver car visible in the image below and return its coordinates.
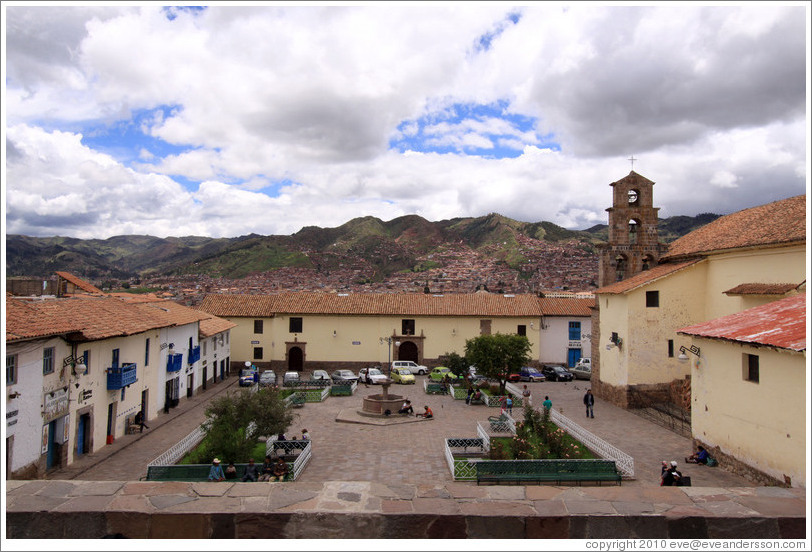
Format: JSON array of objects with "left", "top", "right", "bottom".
[{"left": 259, "top": 370, "right": 277, "bottom": 386}]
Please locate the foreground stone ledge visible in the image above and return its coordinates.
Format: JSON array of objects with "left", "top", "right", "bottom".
[{"left": 5, "top": 480, "right": 806, "bottom": 539}]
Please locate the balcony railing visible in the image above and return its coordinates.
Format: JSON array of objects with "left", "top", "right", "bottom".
[
  {"left": 188, "top": 346, "right": 200, "bottom": 364},
  {"left": 166, "top": 353, "right": 183, "bottom": 373},
  {"left": 107, "top": 363, "right": 137, "bottom": 390}
]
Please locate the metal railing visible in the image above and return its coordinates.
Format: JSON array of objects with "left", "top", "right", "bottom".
[
  {"left": 549, "top": 408, "right": 635, "bottom": 479},
  {"left": 147, "top": 425, "right": 205, "bottom": 467},
  {"left": 444, "top": 438, "right": 486, "bottom": 481},
  {"left": 283, "top": 387, "right": 328, "bottom": 405},
  {"left": 265, "top": 437, "right": 312, "bottom": 480}
]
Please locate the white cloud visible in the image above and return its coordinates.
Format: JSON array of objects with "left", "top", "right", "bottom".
[{"left": 3, "top": 4, "right": 807, "bottom": 240}]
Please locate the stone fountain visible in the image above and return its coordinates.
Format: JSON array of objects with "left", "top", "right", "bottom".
[{"left": 361, "top": 378, "right": 404, "bottom": 416}]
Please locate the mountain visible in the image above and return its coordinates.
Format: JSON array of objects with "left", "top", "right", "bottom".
[{"left": 5, "top": 213, "right": 719, "bottom": 287}]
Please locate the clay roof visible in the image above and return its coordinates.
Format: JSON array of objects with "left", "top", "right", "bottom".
[
  {"left": 199, "top": 292, "right": 544, "bottom": 318},
  {"left": 677, "top": 294, "right": 805, "bottom": 352},
  {"left": 199, "top": 317, "right": 238, "bottom": 338},
  {"left": 723, "top": 283, "right": 801, "bottom": 296},
  {"left": 5, "top": 298, "right": 84, "bottom": 342},
  {"left": 595, "top": 260, "right": 703, "bottom": 295},
  {"left": 662, "top": 195, "right": 806, "bottom": 261},
  {"left": 539, "top": 297, "right": 595, "bottom": 316},
  {"left": 55, "top": 271, "right": 104, "bottom": 295},
  {"left": 6, "top": 296, "right": 225, "bottom": 343}
]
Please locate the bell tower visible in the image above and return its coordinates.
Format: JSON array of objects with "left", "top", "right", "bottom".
[{"left": 598, "top": 171, "right": 668, "bottom": 286}]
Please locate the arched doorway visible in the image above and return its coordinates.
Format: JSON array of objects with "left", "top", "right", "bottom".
[
  {"left": 288, "top": 346, "right": 304, "bottom": 371},
  {"left": 398, "top": 341, "right": 419, "bottom": 363}
]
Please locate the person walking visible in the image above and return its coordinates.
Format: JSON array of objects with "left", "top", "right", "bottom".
[
  {"left": 522, "top": 385, "right": 531, "bottom": 407},
  {"left": 542, "top": 395, "right": 552, "bottom": 412},
  {"left": 583, "top": 389, "right": 595, "bottom": 418},
  {"left": 134, "top": 410, "right": 149, "bottom": 432}
]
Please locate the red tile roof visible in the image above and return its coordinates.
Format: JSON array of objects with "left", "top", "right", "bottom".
[
  {"left": 723, "top": 283, "right": 801, "bottom": 296},
  {"left": 662, "top": 195, "right": 806, "bottom": 261},
  {"left": 199, "top": 292, "right": 544, "bottom": 317},
  {"left": 5, "top": 298, "right": 84, "bottom": 342},
  {"left": 677, "top": 294, "right": 806, "bottom": 351},
  {"left": 539, "top": 297, "right": 595, "bottom": 316},
  {"left": 55, "top": 271, "right": 104, "bottom": 295},
  {"left": 199, "top": 317, "right": 238, "bottom": 338},
  {"left": 595, "top": 260, "right": 702, "bottom": 295}
]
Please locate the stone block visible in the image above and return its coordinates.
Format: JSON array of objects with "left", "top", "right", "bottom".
[
  {"left": 149, "top": 513, "right": 211, "bottom": 538},
  {"left": 105, "top": 511, "right": 151, "bottom": 538},
  {"left": 465, "top": 514, "right": 526, "bottom": 539},
  {"left": 525, "top": 516, "right": 570, "bottom": 539},
  {"left": 667, "top": 516, "right": 708, "bottom": 538},
  {"left": 706, "top": 517, "right": 780, "bottom": 539}
]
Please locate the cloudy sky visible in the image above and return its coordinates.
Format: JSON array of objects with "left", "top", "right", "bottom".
[{"left": 2, "top": 3, "right": 809, "bottom": 239}]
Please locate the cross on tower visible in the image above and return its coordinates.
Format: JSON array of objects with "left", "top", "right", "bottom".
[{"left": 628, "top": 155, "right": 637, "bottom": 170}]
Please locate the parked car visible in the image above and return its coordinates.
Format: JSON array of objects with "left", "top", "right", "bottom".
[
  {"left": 359, "top": 367, "right": 388, "bottom": 384},
  {"left": 574, "top": 357, "right": 591, "bottom": 370},
  {"left": 541, "top": 364, "right": 574, "bottom": 382},
  {"left": 283, "top": 371, "right": 300, "bottom": 385},
  {"left": 239, "top": 369, "right": 256, "bottom": 387},
  {"left": 570, "top": 364, "right": 592, "bottom": 381},
  {"left": 519, "top": 366, "right": 546, "bottom": 382},
  {"left": 429, "top": 366, "right": 460, "bottom": 381},
  {"left": 311, "top": 369, "right": 331, "bottom": 382},
  {"left": 392, "top": 360, "right": 429, "bottom": 375},
  {"left": 506, "top": 372, "right": 522, "bottom": 382},
  {"left": 258, "top": 370, "right": 277, "bottom": 386},
  {"left": 331, "top": 369, "right": 358, "bottom": 384},
  {"left": 390, "top": 367, "right": 415, "bottom": 384}
]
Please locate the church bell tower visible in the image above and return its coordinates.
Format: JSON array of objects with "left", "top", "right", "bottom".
[{"left": 598, "top": 171, "right": 668, "bottom": 286}]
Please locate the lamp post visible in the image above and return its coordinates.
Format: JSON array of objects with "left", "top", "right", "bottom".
[{"left": 380, "top": 337, "right": 401, "bottom": 377}]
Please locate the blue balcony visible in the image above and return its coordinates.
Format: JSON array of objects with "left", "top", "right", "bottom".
[
  {"left": 107, "top": 363, "right": 137, "bottom": 390},
  {"left": 189, "top": 345, "right": 201, "bottom": 365},
  {"left": 167, "top": 353, "right": 183, "bottom": 373}
]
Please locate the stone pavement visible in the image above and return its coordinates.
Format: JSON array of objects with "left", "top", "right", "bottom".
[{"left": 49, "top": 375, "right": 757, "bottom": 487}]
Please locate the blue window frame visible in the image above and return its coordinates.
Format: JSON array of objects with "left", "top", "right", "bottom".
[{"left": 568, "top": 321, "right": 581, "bottom": 341}]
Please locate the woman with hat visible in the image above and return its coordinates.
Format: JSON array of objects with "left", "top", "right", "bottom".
[{"left": 208, "top": 458, "right": 225, "bottom": 481}]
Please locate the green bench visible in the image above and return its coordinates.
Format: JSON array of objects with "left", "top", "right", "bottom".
[
  {"left": 425, "top": 382, "right": 446, "bottom": 395},
  {"left": 476, "top": 459, "right": 621, "bottom": 486},
  {"left": 145, "top": 463, "right": 292, "bottom": 482},
  {"left": 291, "top": 393, "right": 306, "bottom": 407},
  {"left": 488, "top": 413, "right": 510, "bottom": 432},
  {"left": 330, "top": 384, "right": 353, "bottom": 396}
]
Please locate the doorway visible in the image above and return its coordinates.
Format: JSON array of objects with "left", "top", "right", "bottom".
[
  {"left": 288, "top": 347, "right": 304, "bottom": 371},
  {"left": 202, "top": 367, "right": 207, "bottom": 390},
  {"left": 187, "top": 373, "right": 194, "bottom": 398},
  {"left": 398, "top": 341, "right": 419, "bottom": 363},
  {"left": 77, "top": 413, "right": 91, "bottom": 456}
]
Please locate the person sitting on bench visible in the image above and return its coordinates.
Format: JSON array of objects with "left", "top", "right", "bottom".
[{"left": 398, "top": 400, "right": 414, "bottom": 415}]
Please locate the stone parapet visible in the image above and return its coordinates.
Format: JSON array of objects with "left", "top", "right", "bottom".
[{"left": 5, "top": 480, "right": 805, "bottom": 539}]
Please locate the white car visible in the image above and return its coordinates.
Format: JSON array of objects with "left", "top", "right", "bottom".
[
  {"left": 259, "top": 370, "right": 276, "bottom": 386},
  {"left": 391, "top": 360, "right": 428, "bottom": 375},
  {"left": 311, "top": 369, "right": 331, "bottom": 382},
  {"left": 283, "top": 371, "right": 300, "bottom": 385},
  {"left": 359, "top": 367, "right": 388, "bottom": 384}
]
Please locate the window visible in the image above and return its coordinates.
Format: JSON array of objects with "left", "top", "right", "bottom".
[
  {"left": 402, "top": 319, "right": 416, "bottom": 336},
  {"left": 480, "top": 320, "right": 491, "bottom": 335},
  {"left": 744, "top": 354, "right": 759, "bottom": 383},
  {"left": 81, "top": 350, "right": 90, "bottom": 375},
  {"left": 121, "top": 387, "right": 126, "bottom": 401},
  {"left": 667, "top": 340, "right": 674, "bottom": 358},
  {"left": 254, "top": 320, "right": 263, "bottom": 334},
  {"left": 6, "top": 354, "right": 17, "bottom": 385},
  {"left": 188, "top": 337, "right": 193, "bottom": 352},
  {"left": 112, "top": 348, "right": 120, "bottom": 369},
  {"left": 646, "top": 290, "right": 660, "bottom": 308},
  {"left": 213, "top": 336, "right": 217, "bottom": 351},
  {"left": 517, "top": 325, "right": 526, "bottom": 336},
  {"left": 568, "top": 322, "right": 581, "bottom": 340},
  {"left": 43, "top": 347, "right": 55, "bottom": 375},
  {"left": 253, "top": 347, "right": 264, "bottom": 360},
  {"left": 145, "top": 338, "right": 150, "bottom": 366},
  {"left": 202, "top": 340, "right": 207, "bottom": 356},
  {"left": 289, "top": 317, "right": 303, "bottom": 333}
]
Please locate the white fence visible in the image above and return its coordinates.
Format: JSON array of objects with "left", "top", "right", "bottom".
[
  {"left": 550, "top": 408, "right": 635, "bottom": 479},
  {"left": 265, "top": 437, "right": 312, "bottom": 480},
  {"left": 147, "top": 426, "right": 205, "bottom": 467}
]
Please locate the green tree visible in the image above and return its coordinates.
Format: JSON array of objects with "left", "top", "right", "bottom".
[
  {"left": 199, "top": 387, "right": 294, "bottom": 463},
  {"left": 438, "top": 351, "right": 469, "bottom": 379},
  {"left": 465, "top": 333, "right": 531, "bottom": 394}
]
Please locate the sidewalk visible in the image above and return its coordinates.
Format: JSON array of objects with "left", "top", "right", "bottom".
[{"left": 47, "top": 375, "right": 757, "bottom": 488}]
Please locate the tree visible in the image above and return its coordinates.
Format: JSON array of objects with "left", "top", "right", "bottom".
[
  {"left": 465, "top": 333, "right": 531, "bottom": 394},
  {"left": 439, "top": 351, "right": 469, "bottom": 378},
  {"left": 199, "top": 387, "right": 294, "bottom": 463}
]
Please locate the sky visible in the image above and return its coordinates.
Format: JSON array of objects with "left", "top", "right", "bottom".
[{"left": 2, "top": 2, "right": 809, "bottom": 240}]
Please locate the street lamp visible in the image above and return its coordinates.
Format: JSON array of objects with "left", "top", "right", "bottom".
[{"left": 379, "top": 337, "right": 401, "bottom": 377}]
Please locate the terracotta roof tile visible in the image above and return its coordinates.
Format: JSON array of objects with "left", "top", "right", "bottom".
[
  {"left": 199, "top": 292, "right": 544, "bottom": 318},
  {"left": 55, "top": 271, "right": 104, "bottom": 295},
  {"left": 723, "top": 283, "right": 801, "bottom": 296},
  {"left": 199, "top": 317, "right": 238, "bottom": 338},
  {"left": 539, "top": 297, "right": 595, "bottom": 316},
  {"left": 662, "top": 195, "right": 806, "bottom": 260},
  {"left": 5, "top": 298, "right": 84, "bottom": 342},
  {"left": 595, "top": 260, "right": 702, "bottom": 295},
  {"left": 677, "top": 294, "right": 805, "bottom": 351}
]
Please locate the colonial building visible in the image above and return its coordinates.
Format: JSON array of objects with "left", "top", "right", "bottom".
[
  {"left": 5, "top": 291, "right": 233, "bottom": 479},
  {"left": 592, "top": 193, "right": 805, "bottom": 409},
  {"left": 678, "top": 293, "right": 806, "bottom": 487},
  {"left": 538, "top": 296, "right": 594, "bottom": 367}
]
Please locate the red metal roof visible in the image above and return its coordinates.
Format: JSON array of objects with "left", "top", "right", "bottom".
[{"left": 677, "top": 294, "right": 806, "bottom": 352}]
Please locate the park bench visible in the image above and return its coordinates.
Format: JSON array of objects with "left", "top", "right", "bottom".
[
  {"left": 290, "top": 392, "right": 306, "bottom": 407},
  {"left": 487, "top": 413, "right": 510, "bottom": 432},
  {"left": 330, "top": 384, "right": 353, "bottom": 396},
  {"left": 476, "top": 459, "right": 621, "bottom": 486},
  {"left": 144, "top": 463, "right": 293, "bottom": 482},
  {"left": 425, "top": 382, "right": 445, "bottom": 395}
]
